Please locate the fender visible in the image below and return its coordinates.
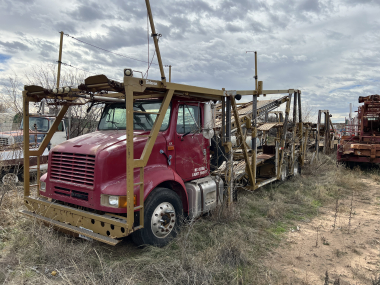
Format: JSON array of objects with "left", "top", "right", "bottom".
[
  {"left": 101, "top": 165, "right": 189, "bottom": 213},
  {"left": 143, "top": 166, "right": 189, "bottom": 213}
]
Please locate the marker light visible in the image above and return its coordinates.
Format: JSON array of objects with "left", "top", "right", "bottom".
[{"left": 124, "top": 68, "right": 133, "bottom": 76}]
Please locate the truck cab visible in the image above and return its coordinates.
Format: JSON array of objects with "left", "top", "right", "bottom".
[
  {"left": 39, "top": 96, "right": 223, "bottom": 246},
  {"left": 0, "top": 114, "right": 67, "bottom": 182}
]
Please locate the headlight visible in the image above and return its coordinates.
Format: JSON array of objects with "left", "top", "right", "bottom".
[
  {"left": 40, "top": 181, "right": 46, "bottom": 192},
  {"left": 101, "top": 195, "right": 137, "bottom": 208},
  {"left": 108, "top": 196, "right": 119, "bottom": 206}
]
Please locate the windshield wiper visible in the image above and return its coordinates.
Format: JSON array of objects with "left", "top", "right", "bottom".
[{"left": 106, "top": 120, "right": 119, "bottom": 130}]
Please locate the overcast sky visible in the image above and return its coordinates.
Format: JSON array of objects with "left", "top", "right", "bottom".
[{"left": 1, "top": 0, "right": 380, "bottom": 122}]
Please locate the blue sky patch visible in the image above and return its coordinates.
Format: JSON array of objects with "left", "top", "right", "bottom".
[{"left": 0, "top": 53, "right": 10, "bottom": 63}]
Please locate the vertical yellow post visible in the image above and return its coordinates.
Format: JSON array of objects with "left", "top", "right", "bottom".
[
  {"left": 125, "top": 86, "right": 135, "bottom": 231},
  {"left": 36, "top": 156, "right": 40, "bottom": 196},
  {"left": 277, "top": 95, "right": 291, "bottom": 180},
  {"left": 302, "top": 127, "right": 309, "bottom": 166},
  {"left": 139, "top": 167, "right": 144, "bottom": 227},
  {"left": 23, "top": 91, "right": 30, "bottom": 197},
  {"left": 57, "top": 31, "right": 64, "bottom": 88}
]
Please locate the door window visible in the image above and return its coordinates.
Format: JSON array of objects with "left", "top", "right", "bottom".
[{"left": 177, "top": 105, "right": 200, "bottom": 134}]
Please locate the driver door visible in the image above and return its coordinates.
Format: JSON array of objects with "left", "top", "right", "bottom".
[{"left": 174, "top": 104, "right": 208, "bottom": 181}]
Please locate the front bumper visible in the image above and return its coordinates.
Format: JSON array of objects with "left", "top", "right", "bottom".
[{"left": 22, "top": 196, "right": 134, "bottom": 245}]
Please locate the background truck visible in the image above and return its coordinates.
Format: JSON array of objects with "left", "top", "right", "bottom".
[
  {"left": 0, "top": 114, "right": 67, "bottom": 183},
  {"left": 338, "top": 94, "right": 380, "bottom": 165}
]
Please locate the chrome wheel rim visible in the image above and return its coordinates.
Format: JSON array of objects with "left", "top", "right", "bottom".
[
  {"left": 293, "top": 163, "right": 299, "bottom": 175},
  {"left": 151, "top": 202, "right": 176, "bottom": 238},
  {"left": 281, "top": 166, "right": 287, "bottom": 181}
]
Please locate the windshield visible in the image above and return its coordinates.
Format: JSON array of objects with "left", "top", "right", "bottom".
[
  {"left": 20, "top": 117, "right": 49, "bottom": 132},
  {"left": 98, "top": 100, "right": 171, "bottom": 131}
]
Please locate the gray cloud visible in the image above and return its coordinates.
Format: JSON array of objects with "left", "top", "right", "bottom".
[
  {"left": 0, "top": 0, "right": 379, "bottom": 122},
  {"left": 0, "top": 40, "right": 30, "bottom": 52},
  {"left": 69, "top": 1, "right": 109, "bottom": 22}
]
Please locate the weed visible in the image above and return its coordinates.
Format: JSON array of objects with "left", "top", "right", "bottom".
[
  {"left": 348, "top": 189, "right": 354, "bottom": 233},
  {"left": 0, "top": 153, "right": 368, "bottom": 284}
]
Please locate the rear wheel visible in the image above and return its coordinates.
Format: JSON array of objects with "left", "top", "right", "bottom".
[
  {"left": 280, "top": 161, "right": 288, "bottom": 181},
  {"left": 293, "top": 160, "right": 300, "bottom": 176},
  {"left": 131, "top": 187, "right": 183, "bottom": 247}
]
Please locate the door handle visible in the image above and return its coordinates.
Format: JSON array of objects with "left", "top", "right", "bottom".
[{"left": 160, "top": 150, "right": 172, "bottom": 166}]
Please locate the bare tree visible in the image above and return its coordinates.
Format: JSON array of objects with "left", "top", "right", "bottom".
[{"left": 2, "top": 63, "right": 103, "bottom": 138}]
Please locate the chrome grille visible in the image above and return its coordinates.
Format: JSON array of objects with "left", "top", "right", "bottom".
[
  {"left": 51, "top": 152, "right": 95, "bottom": 188},
  {"left": 0, "top": 137, "right": 9, "bottom": 146}
]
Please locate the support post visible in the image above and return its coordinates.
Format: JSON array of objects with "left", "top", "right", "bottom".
[
  {"left": 221, "top": 96, "right": 225, "bottom": 144},
  {"left": 298, "top": 91, "right": 303, "bottom": 165},
  {"left": 57, "top": 31, "right": 64, "bottom": 88},
  {"left": 254, "top": 51, "right": 258, "bottom": 91},
  {"left": 169, "top": 65, "right": 171, "bottom": 82},
  {"left": 140, "top": 89, "right": 174, "bottom": 165},
  {"left": 324, "top": 111, "right": 330, "bottom": 155},
  {"left": 29, "top": 105, "right": 69, "bottom": 156},
  {"left": 225, "top": 96, "right": 233, "bottom": 204},
  {"left": 145, "top": 0, "right": 166, "bottom": 83},
  {"left": 23, "top": 91, "right": 30, "bottom": 198},
  {"left": 125, "top": 85, "right": 135, "bottom": 232},
  {"left": 230, "top": 95, "right": 254, "bottom": 187},
  {"left": 251, "top": 95, "right": 257, "bottom": 187},
  {"left": 315, "top": 110, "right": 321, "bottom": 159},
  {"left": 277, "top": 94, "right": 292, "bottom": 180},
  {"left": 37, "top": 156, "right": 40, "bottom": 196},
  {"left": 293, "top": 91, "right": 297, "bottom": 124},
  {"left": 290, "top": 92, "right": 297, "bottom": 174},
  {"left": 302, "top": 127, "right": 309, "bottom": 166}
]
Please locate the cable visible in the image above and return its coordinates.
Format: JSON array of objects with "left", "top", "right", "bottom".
[
  {"left": 63, "top": 33, "right": 159, "bottom": 66},
  {"left": 58, "top": 61, "right": 120, "bottom": 82}
]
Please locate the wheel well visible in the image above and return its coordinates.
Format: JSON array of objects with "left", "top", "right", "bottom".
[{"left": 156, "top": 180, "right": 188, "bottom": 213}]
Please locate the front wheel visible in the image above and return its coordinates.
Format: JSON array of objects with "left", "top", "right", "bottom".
[{"left": 132, "top": 187, "right": 183, "bottom": 247}]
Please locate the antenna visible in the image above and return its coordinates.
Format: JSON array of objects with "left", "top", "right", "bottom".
[{"left": 246, "top": 51, "right": 258, "bottom": 91}]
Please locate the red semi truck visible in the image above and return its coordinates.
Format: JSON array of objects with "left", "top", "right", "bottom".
[
  {"left": 40, "top": 96, "right": 220, "bottom": 246},
  {"left": 21, "top": 73, "right": 303, "bottom": 247},
  {"left": 21, "top": 0, "right": 305, "bottom": 247},
  {"left": 338, "top": 94, "right": 380, "bottom": 165}
]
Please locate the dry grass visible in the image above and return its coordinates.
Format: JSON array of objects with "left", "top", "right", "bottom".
[{"left": 0, "top": 153, "right": 370, "bottom": 284}]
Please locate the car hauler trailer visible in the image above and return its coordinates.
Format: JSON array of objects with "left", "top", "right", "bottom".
[
  {"left": 338, "top": 94, "right": 380, "bottom": 165},
  {"left": 307, "top": 110, "right": 339, "bottom": 158},
  {"left": 20, "top": 0, "right": 307, "bottom": 246}
]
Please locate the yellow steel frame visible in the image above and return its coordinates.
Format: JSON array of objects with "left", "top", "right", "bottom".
[{"left": 20, "top": 0, "right": 306, "bottom": 244}]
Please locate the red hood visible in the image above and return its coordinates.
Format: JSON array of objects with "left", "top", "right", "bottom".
[{"left": 52, "top": 130, "right": 150, "bottom": 155}]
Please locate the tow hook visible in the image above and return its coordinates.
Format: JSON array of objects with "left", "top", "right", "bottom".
[{"left": 160, "top": 150, "right": 172, "bottom": 166}]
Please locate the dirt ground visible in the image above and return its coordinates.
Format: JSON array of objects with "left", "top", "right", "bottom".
[{"left": 267, "top": 178, "right": 380, "bottom": 284}]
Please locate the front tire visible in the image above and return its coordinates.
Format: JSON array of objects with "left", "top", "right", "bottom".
[{"left": 132, "top": 187, "right": 183, "bottom": 247}]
